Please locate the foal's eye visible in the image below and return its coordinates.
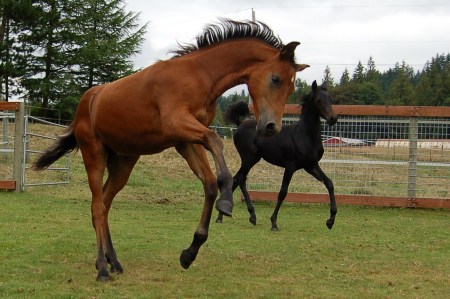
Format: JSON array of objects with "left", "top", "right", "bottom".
[{"left": 271, "top": 75, "right": 281, "bottom": 85}]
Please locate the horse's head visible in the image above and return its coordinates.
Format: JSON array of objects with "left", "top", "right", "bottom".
[
  {"left": 247, "top": 42, "right": 309, "bottom": 136},
  {"left": 309, "top": 80, "right": 338, "bottom": 126}
]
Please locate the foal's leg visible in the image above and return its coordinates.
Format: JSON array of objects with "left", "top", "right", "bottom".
[
  {"left": 101, "top": 154, "right": 139, "bottom": 274},
  {"left": 176, "top": 143, "right": 218, "bottom": 269},
  {"left": 216, "top": 156, "right": 261, "bottom": 225},
  {"left": 270, "top": 168, "right": 295, "bottom": 231},
  {"left": 305, "top": 164, "right": 337, "bottom": 229}
]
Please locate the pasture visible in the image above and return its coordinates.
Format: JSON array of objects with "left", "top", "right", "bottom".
[{"left": 1, "top": 133, "right": 449, "bottom": 298}]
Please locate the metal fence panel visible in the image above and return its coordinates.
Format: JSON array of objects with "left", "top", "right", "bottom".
[{"left": 246, "top": 112, "right": 450, "bottom": 202}]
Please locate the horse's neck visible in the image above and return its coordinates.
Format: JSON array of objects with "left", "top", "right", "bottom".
[
  {"left": 190, "top": 40, "right": 278, "bottom": 98},
  {"left": 299, "top": 104, "right": 322, "bottom": 141}
]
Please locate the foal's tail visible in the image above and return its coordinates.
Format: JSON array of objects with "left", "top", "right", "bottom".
[
  {"left": 33, "top": 124, "right": 78, "bottom": 170},
  {"left": 224, "top": 101, "right": 251, "bottom": 126}
]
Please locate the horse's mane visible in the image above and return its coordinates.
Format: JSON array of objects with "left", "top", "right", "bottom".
[{"left": 169, "top": 18, "right": 284, "bottom": 58}]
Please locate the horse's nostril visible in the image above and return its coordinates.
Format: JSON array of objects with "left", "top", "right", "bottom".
[{"left": 265, "top": 122, "right": 277, "bottom": 135}]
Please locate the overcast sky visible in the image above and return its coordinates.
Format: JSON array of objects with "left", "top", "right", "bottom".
[{"left": 124, "top": 0, "right": 450, "bottom": 93}]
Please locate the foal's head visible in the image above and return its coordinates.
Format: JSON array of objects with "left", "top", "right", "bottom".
[
  {"left": 303, "top": 80, "right": 338, "bottom": 126},
  {"left": 248, "top": 42, "right": 309, "bottom": 136}
]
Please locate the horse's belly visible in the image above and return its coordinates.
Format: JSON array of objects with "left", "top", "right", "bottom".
[{"left": 108, "top": 133, "right": 173, "bottom": 155}]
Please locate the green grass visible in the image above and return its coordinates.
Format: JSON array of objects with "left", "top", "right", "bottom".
[
  {"left": 1, "top": 184, "right": 449, "bottom": 298},
  {"left": 0, "top": 128, "right": 449, "bottom": 298}
]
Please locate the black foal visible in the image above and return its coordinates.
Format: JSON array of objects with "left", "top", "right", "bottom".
[{"left": 216, "top": 80, "right": 338, "bottom": 230}]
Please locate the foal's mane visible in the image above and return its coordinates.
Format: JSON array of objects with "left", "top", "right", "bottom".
[{"left": 170, "top": 18, "right": 284, "bottom": 58}]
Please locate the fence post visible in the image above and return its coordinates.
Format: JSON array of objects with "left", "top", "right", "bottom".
[
  {"left": 407, "top": 116, "right": 418, "bottom": 206},
  {"left": 13, "top": 102, "right": 25, "bottom": 192}
]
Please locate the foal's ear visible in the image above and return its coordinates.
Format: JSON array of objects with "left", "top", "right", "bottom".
[{"left": 280, "top": 41, "right": 300, "bottom": 61}]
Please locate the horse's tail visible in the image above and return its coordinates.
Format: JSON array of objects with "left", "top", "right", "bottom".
[
  {"left": 33, "top": 123, "right": 78, "bottom": 170},
  {"left": 224, "top": 101, "right": 251, "bottom": 126}
]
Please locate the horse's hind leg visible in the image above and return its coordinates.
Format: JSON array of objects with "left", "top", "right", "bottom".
[
  {"left": 176, "top": 143, "right": 218, "bottom": 269},
  {"left": 305, "top": 164, "right": 336, "bottom": 229},
  {"left": 270, "top": 168, "right": 295, "bottom": 231},
  {"left": 77, "top": 138, "right": 111, "bottom": 280},
  {"left": 102, "top": 154, "right": 139, "bottom": 274}
]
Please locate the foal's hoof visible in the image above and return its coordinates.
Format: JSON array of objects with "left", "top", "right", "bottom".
[
  {"left": 215, "top": 218, "right": 222, "bottom": 224},
  {"left": 215, "top": 199, "right": 233, "bottom": 217},
  {"left": 110, "top": 261, "right": 123, "bottom": 274},
  {"left": 179, "top": 249, "right": 196, "bottom": 269},
  {"left": 96, "top": 269, "right": 111, "bottom": 282},
  {"left": 326, "top": 219, "right": 334, "bottom": 230}
]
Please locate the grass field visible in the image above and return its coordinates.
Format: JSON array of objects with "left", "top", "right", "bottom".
[
  {"left": 1, "top": 122, "right": 450, "bottom": 298},
  {"left": 1, "top": 137, "right": 450, "bottom": 298}
]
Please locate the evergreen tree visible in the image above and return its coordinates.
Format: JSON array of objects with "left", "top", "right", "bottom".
[
  {"left": 0, "top": 0, "right": 35, "bottom": 101},
  {"left": 16, "top": 0, "right": 76, "bottom": 116},
  {"left": 70, "top": 0, "right": 147, "bottom": 89},
  {"left": 322, "top": 65, "right": 334, "bottom": 88},
  {"left": 352, "top": 61, "right": 365, "bottom": 83},
  {"left": 2, "top": 0, "right": 147, "bottom": 119},
  {"left": 339, "top": 68, "right": 350, "bottom": 85},
  {"left": 387, "top": 62, "right": 415, "bottom": 105},
  {"left": 366, "top": 56, "right": 380, "bottom": 84}
]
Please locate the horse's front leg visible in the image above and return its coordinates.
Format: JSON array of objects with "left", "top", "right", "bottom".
[
  {"left": 305, "top": 164, "right": 337, "bottom": 229},
  {"left": 215, "top": 173, "right": 240, "bottom": 223},
  {"left": 176, "top": 144, "right": 219, "bottom": 269},
  {"left": 270, "top": 168, "right": 295, "bottom": 231},
  {"left": 194, "top": 130, "right": 233, "bottom": 216}
]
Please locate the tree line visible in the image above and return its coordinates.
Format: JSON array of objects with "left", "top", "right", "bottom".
[
  {"left": 324, "top": 54, "right": 450, "bottom": 107},
  {"left": 1, "top": 0, "right": 147, "bottom": 119}
]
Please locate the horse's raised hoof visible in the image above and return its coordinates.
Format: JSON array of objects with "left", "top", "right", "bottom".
[
  {"left": 326, "top": 219, "right": 334, "bottom": 230},
  {"left": 249, "top": 216, "right": 256, "bottom": 226},
  {"left": 179, "top": 249, "right": 196, "bottom": 269},
  {"left": 215, "top": 199, "right": 233, "bottom": 217}
]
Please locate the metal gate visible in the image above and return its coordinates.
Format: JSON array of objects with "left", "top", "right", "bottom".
[{"left": 22, "top": 115, "right": 71, "bottom": 190}]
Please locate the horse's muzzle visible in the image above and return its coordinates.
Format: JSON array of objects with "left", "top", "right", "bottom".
[
  {"left": 327, "top": 115, "right": 338, "bottom": 126},
  {"left": 256, "top": 120, "right": 279, "bottom": 136}
]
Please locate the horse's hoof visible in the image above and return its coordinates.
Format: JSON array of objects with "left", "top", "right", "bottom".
[
  {"left": 326, "top": 219, "right": 334, "bottom": 230},
  {"left": 110, "top": 261, "right": 123, "bottom": 274},
  {"left": 249, "top": 217, "right": 256, "bottom": 226},
  {"left": 215, "top": 218, "right": 222, "bottom": 224},
  {"left": 96, "top": 269, "right": 111, "bottom": 282},
  {"left": 215, "top": 199, "right": 233, "bottom": 217},
  {"left": 179, "top": 249, "right": 195, "bottom": 269},
  {"left": 271, "top": 227, "right": 279, "bottom": 232}
]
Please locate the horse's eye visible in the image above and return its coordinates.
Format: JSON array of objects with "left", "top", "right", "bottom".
[{"left": 272, "top": 75, "right": 281, "bottom": 85}]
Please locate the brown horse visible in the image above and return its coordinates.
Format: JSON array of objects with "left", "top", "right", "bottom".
[{"left": 33, "top": 19, "right": 309, "bottom": 281}]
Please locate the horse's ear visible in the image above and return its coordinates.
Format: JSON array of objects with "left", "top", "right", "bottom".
[
  {"left": 296, "top": 64, "right": 310, "bottom": 72},
  {"left": 312, "top": 80, "right": 318, "bottom": 90},
  {"left": 321, "top": 81, "right": 328, "bottom": 90},
  {"left": 280, "top": 41, "right": 300, "bottom": 61}
]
